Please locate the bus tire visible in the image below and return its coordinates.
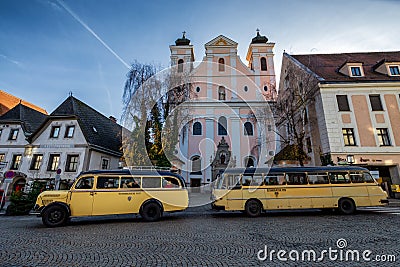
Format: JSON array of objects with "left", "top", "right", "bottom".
[
  {"left": 338, "top": 198, "right": 356, "bottom": 215},
  {"left": 245, "top": 199, "right": 262, "bottom": 217},
  {"left": 42, "top": 205, "right": 69, "bottom": 227},
  {"left": 140, "top": 202, "right": 162, "bottom": 222}
]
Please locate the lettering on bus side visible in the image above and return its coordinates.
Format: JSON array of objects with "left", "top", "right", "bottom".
[{"left": 266, "top": 188, "right": 286, "bottom": 192}]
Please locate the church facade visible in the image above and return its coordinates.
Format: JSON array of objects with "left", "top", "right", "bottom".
[{"left": 169, "top": 31, "right": 277, "bottom": 187}]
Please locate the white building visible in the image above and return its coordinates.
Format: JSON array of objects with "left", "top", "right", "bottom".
[{"left": 0, "top": 95, "right": 122, "bottom": 194}]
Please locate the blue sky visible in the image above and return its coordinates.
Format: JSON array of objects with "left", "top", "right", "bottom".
[{"left": 1, "top": 0, "right": 399, "bottom": 120}]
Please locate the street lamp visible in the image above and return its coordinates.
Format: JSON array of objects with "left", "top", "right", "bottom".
[{"left": 347, "top": 155, "right": 355, "bottom": 165}]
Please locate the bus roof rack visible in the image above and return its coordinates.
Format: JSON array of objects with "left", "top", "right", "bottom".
[{"left": 124, "top": 166, "right": 171, "bottom": 172}]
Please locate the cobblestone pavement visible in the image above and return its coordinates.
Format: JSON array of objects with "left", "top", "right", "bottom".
[{"left": 0, "top": 207, "right": 399, "bottom": 267}]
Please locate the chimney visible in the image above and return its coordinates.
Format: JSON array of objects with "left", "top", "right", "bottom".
[{"left": 109, "top": 116, "right": 117, "bottom": 123}]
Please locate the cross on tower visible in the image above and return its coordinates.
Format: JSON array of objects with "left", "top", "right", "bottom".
[{"left": 182, "top": 31, "right": 186, "bottom": 38}]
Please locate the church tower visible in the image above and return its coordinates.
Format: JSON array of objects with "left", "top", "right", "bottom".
[
  {"left": 169, "top": 32, "right": 195, "bottom": 72},
  {"left": 246, "top": 30, "right": 277, "bottom": 100}
]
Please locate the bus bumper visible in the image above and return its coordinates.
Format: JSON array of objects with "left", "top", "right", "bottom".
[
  {"left": 211, "top": 203, "right": 225, "bottom": 211},
  {"left": 380, "top": 199, "right": 389, "bottom": 204}
]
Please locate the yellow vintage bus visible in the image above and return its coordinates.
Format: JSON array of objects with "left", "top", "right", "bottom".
[
  {"left": 212, "top": 166, "right": 388, "bottom": 217},
  {"left": 34, "top": 169, "right": 189, "bottom": 227}
]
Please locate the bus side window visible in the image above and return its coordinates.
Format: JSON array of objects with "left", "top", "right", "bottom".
[
  {"left": 142, "top": 177, "right": 162, "bottom": 188},
  {"left": 278, "top": 175, "right": 286, "bottom": 185},
  {"left": 363, "top": 173, "right": 375, "bottom": 183},
  {"left": 308, "top": 174, "right": 329, "bottom": 184},
  {"left": 250, "top": 176, "right": 263, "bottom": 186},
  {"left": 350, "top": 172, "right": 364, "bottom": 183},
  {"left": 286, "top": 173, "right": 307, "bottom": 185},
  {"left": 121, "top": 177, "right": 141, "bottom": 188},
  {"left": 329, "top": 172, "right": 351, "bottom": 184},
  {"left": 97, "top": 176, "right": 119, "bottom": 189},
  {"left": 75, "top": 177, "right": 94, "bottom": 189},
  {"left": 163, "top": 177, "right": 180, "bottom": 188},
  {"left": 266, "top": 176, "right": 279, "bottom": 185},
  {"left": 242, "top": 176, "right": 252, "bottom": 186},
  {"left": 227, "top": 175, "right": 241, "bottom": 189}
]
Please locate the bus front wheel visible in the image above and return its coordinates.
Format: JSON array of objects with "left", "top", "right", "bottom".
[
  {"left": 140, "top": 202, "right": 162, "bottom": 222},
  {"left": 42, "top": 205, "right": 69, "bottom": 227},
  {"left": 338, "top": 198, "right": 356, "bottom": 215},
  {"left": 245, "top": 199, "right": 262, "bottom": 217}
]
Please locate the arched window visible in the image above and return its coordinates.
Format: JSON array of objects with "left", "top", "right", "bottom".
[
  {"left": 261, "top": 57, "right": 267, "bottom": 71},
  {"left": 244, "top": 122, "right": 253, "bottom": 136},
  {"left": 264, "top": 85, "right": 268, "bottom": 92},
  {"left": 193, "top": 122, "right": 202, "bottom": 136},
  {"left": 191, "top": 156, "right": 202, "bottom": 174},
  {"left": 245, "top": 157, "right": 255, "bottom": 168},
  {"left": 178, "top": 59, "right": 184, "bottom": 73},
  {"left": 218, "top": 58, "right": 225, "bottom": 72},
  {"left": 218, "top": 86, "right": 226, "bottom": 100},
  {"left": 218, "top": 116, "right": 227, "bottom": 135}
]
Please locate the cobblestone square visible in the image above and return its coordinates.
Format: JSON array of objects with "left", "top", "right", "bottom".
[{"left": 0, "top": 207, "right": 399, "bottom": 266}]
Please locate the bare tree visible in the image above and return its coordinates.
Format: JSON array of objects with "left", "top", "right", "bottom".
[
  {"left": 122, "top": 61, "right": 158, "bottom": 166},
  {"left": 121, "top": 61, "right": 194, "bottom": 168},
  {"left": 276, "top": 55, "right": 319, "bottom": 166}
]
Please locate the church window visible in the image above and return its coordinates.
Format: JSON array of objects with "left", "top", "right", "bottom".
[
  {"left": 218, "top": 116, "right": 227, "bottom": 135},
  {"left": 178, "top": 59, "right": 184, "bottom": 73},
  {"left": 261, "top": 57, "right": 267, "bottom": 71},
  {"left": 218, "top": 58, "right": 225, "bottom": 72}
]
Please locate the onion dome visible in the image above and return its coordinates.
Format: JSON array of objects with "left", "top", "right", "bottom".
[
  {"left": 251, "top": 29, "right": 268, "bottom": 44},
  {"left": 175, "top": 31, "right": 190, "bottom": 46}
]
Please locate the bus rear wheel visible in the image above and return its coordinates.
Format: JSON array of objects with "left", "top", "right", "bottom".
[
  {"left": 338, "top": 198, "right": 356, "bottom": 215},
  {"left": 245, "top": 199, "right": 262, "bottom": 217},
  {"left": 140, "top": 202, "right": 162, "bottom": 222}
]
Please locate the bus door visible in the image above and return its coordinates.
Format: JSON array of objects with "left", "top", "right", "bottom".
[
  {"left": 264, "top": 174, "right": 290, "bottom": 209},
  {"left": 242, "top": 174, "right": 265, "bottom": 208},
  {"left": 69, "top": 176, "right": 95, "bottom": 216},
  {"left": 284, "top": 173, "right": 312, "bottom": 209},
  {"left": 225, "top": 174, "right": 243, "bottom": 210},
  {"left": 307, "top": 173, "right": 333, "bottom": 208},
  {"left": 91, "top": 176, "right": 122, "bottom": 215}
]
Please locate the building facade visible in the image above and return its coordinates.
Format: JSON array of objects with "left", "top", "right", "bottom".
[
  {"left": 170, "top": 32, "right": 277, "bottom": 187},
  {"left": 0, "top": 95, "right": 122, "bottom": 194},
  {"left": 278, "top": 51, "right": 400, "bottom": 186}
]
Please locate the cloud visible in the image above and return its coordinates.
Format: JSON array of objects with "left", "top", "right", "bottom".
[
  {"left": 55, "top": 0, "right": 131, "bottom": 69},
  {"left": 0, "top": 54, "right": 23, "bottom": 67}
]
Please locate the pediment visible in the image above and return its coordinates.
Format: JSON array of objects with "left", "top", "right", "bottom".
[{"left": 205, "top": 35, "right": 238, "bottom": 47}]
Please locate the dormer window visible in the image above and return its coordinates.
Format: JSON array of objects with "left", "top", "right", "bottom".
[
  {"left": 389, "top": 66, "right": 400, "bottom": 76},
  {"left": 339, "top": 63, "right": 364, "bottom": 77},
  {"left": 350, "top": 66, "right": 362, "bottom": 77}
]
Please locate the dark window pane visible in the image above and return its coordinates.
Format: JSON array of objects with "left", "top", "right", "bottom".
[
  {"left": 218, "top": 58, "right": 225, "bottom": 72},
  {"left": 351, "top": 67, "right": 362, "bottom": 76},
  {"left": 177, "top": 59, "right": 184, "bottom": 73},
  {"left": 244, "top": 122, "right": 253, "bottom": 136},
  {"left": 336, "top": 95, "right": 350, "bottom": 111},
  {"left": 260, "top": 57, "right": 267, "bottom": 71},
  {"left": 193, "top": 122, "right": 202, "bottom": 135},
  {"left": 218, "top": 117, "right": 227, "bottom": 135},
  {"left": 369, "top": 95, "right": 383, "bottom": 111}
]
